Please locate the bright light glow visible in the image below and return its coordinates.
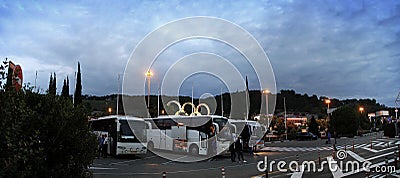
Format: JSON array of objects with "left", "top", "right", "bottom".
[
  {"left": 145, "top": 70, "right": 153, "bottom": 77},
  {"left": 108, "top": 107, "right": 112, "bottom": 113},
  {"left": 262, "top": 89, "right": 270, "bottom": 94},
  {"left": 359, "top": 107, "right": 364, "bottom": 112},
  {"left": 325, "top": 99, "right": 331, "bottom": 104}
]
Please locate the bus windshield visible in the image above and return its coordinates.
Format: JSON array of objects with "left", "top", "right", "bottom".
[{"left": 119, "top": 120, "right": 146, "bottom": 142}]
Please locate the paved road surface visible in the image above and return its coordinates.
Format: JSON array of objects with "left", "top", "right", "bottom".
[{"left": 91, "top": 132, "right": 400, "bottom": 178}]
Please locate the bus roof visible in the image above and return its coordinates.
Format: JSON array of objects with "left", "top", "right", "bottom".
[
  {"left": 228, "top": 119, "right": 261, "bottom": 126},
  {"left": 152, "top": 115, "right": 227, "bottom": 119},
  {"left": 90, "top": 115, "right": 144, "bottom": 121}
]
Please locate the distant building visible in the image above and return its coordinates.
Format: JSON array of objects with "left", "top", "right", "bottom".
[{"left": 287, "top": 117, "right": 307, "bottom": 126}]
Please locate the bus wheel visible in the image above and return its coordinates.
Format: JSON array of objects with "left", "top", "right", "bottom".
[
  {"left": 147, "top": 141, "right": 154, "bottom": 151},
  {"left": 189, "top": 144, "right": 199, "bottom": 155}
]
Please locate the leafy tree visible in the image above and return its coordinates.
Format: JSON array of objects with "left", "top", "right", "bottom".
[
  {"left": 308, "top": 116, "right": 319, "bottom": 136},
  {"left": 0, "top": 58, "right": 9, "bottom": 90},
  {"left": 74, "top": 62, "right": 82, "bottom": 108},
  {"left": 331, "top": 105, "right": 359, "bottom": 136},
  {"left": 0, "top": 59, "right": 97, "bottom": 177}
]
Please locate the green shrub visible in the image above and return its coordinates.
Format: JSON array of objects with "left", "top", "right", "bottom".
[{"left": 0, "top": 88, "right": 97, "bottom": 177}]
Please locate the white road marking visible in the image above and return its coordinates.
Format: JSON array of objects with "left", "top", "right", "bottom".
[
  {"left": 346, "top": 150, "right": 366, "bottom": 162},
  {"left": 366, "top": 151, "right": 393, "bottom": 161},
  {"left": 327, "top": 156, "right": 345, "bottom": 178},
  {"left": 109, "top": 155, "right": 157, "bottom": 165},
  {"left": 89, "top": 166, "right": 118, "bottom": 170},
  {"left": 161, "top": 155, "right": 187, "bottom": 165},
  {"left": 290, "top": 165, "right": 303, "bottom": 178}
]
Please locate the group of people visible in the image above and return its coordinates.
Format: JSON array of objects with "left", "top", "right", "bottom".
[
  {"left": 98, "top": 134, "right": 109, "bottom": 158},
  {"left": 229, "top": 135, "right": 247, "bottom": 163}
]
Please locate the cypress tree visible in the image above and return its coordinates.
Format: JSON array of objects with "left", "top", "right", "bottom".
[
  {"left": 66, "top": 76, "right": 69, "bottom": 96},
  {"left": 52, "top": 72, "right": 57, "bottom": 95},
  {"left": 61, "top": 78, "right": 68, "bottom": 98},
  {"left": 48, "top": 73, "right": 53, "bottom": 95},
  {"left": 5, "top": 58, "right": 14, "bottom": 90},
  {"left": 74, "top": 62, "right": 82, "bottom": 107}
]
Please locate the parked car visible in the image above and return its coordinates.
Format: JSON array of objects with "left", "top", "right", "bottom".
[{"left": 296, "top": 132, "right": 318, "bottom": 141}]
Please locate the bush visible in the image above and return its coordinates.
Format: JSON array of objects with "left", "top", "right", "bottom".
[
  {"left": 383, "top": 122, "right": 396, "bottom": 138},
  {"left": 0, "top": 88, "right": 98, "bottom": 177}
]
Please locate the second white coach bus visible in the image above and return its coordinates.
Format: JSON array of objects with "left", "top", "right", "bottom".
[
  {"left": 145, "top": 115, "right": 233, "bottom": 156},
  {"left": 229, "top": 119, "right": 266, "bottom": 151},
  {"left": 89, "top": 115, "right": 147, "bottom": 156}
]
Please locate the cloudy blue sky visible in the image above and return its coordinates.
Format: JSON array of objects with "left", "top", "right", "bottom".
[{"left": 1, "top": 0, "right": 399, "bottom": 106}]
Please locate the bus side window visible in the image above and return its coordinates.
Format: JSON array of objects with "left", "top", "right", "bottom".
[{"left": 155, "top": 119, "right": 164, "bottom": 130}]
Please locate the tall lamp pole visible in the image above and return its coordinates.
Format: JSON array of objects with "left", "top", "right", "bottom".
[
  {"left": 395, "top": 91, "right": 399, "bottom": 136},
  {"left": 263, "top": 90, "right": 270, "bottom": 125},
  {"left": 359, "top": 106, "right": 364, "bottom": 132},
  {"left": 325, "top": 99, "right": 331, "bottom": 123},
  {"left": 116, "top": 74, "right": 122, "bottom": 115},
  {"left": 145, "top": 70, "right": 153, "bottom": 117},
  {"left": 284, "top": 97, "right": 287, "bottom": 140}
]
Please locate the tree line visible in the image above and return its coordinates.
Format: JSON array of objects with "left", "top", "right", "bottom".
[{"left": 0, "top": 58, "right": 96, "bottom": 177}]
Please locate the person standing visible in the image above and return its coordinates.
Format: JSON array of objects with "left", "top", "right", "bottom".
[
  {"left": 102, "top": 134, "right": 108, "bottom": 158},
  {"left": 327, "top": 131, "right": 331, "bottom": 144},
  {"left": 98, "top": 134, "right": 105, "bottom": 158},
  {"left": 235, "top": 136, "right": 246, "bottom": 163},
  {"left": 229, "top": 138, "right": 236, "bottom": 162}
]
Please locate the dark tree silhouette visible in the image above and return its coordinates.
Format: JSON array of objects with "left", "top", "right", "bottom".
[
  {"left": 308, "top": 116, "right": 319, "bottom": 136},
  {"left": 74, "top": 62, "right": 82, "bottom": 108},
  {"left": 61, "top": 76, "right": 69, "bottom": 98}
]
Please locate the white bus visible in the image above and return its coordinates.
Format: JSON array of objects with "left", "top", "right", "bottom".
[
  {"left": 145, "top": 115, "right": 233, "bottom": 156},
  {"left": 229, "top": 119, "right": 266, "bottom": 151},
  {"left": 89, "top": 115, "right": 147, "bottom": 156}
]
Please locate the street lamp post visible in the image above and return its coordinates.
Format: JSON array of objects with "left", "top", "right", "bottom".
[
  {"left": 263, "top": 90, "right": 270, "bottom": 122},
  {"left": 108, "top": 107, "right": 112, "bottom": 115},
  {"left": 145, "top": 70, "right": 153, "bottom": 117},
  {"left": 116, "top": 74, "right": 122, "bottom": 115},
  {"left": 395, "top": 108, "right": 399, "bottom": 137},
  {"left": 325, "top": 99, "right": 331, "bottom": 122},
  {"left": 359, "top": 106, "right": 364, "bottom": 135},
  {"left": 284, "top": 97, "right": 287, "bottom": 140}
]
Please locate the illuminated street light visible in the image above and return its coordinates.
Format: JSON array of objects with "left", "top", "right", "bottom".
[
  {"left": 108, "top": 107, "right": 112, "bottom": 115},
  {"left": 325, "top": 99, "right": 331, "bottom": 135},
  {"left": 263, "top": 89, "right": 271, "bottom": 131},
  {"left": 359, "top": 106, "right": 364, "bottom": 113},
  {"left": 145, "top": 70, "right": 153, "bottom": 117},
  {"left": 325, "top": 99, "right": 331, "bottom": 115},
  {"left": 262, "top": 89, "right": 270, "bottom": 117}
]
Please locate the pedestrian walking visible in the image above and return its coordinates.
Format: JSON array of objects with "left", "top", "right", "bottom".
[
  {"left": 327, "top": 131, "right": 331, "bottom": 144},
  {"left": 229, "top": 138, "right": 236, "bottom": 162},
  {"left": 235, "top": 136, "right": 246, "bottom": 163},
  {"left": 248, "top": 139, "right": 254, "bottom": 156},
  {"left": 98, "top": 134, "right": 105, "bottom": 158}
]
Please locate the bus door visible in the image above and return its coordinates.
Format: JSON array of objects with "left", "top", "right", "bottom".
[
  {"left": 159, "top": 129, "right": 167, "bottom": 150},
  {"left": 199, "top": 132, "right": 208, "bottom": 155},
  {"left": 108, "top": 122, "right": 117, "bottom": 156}
]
